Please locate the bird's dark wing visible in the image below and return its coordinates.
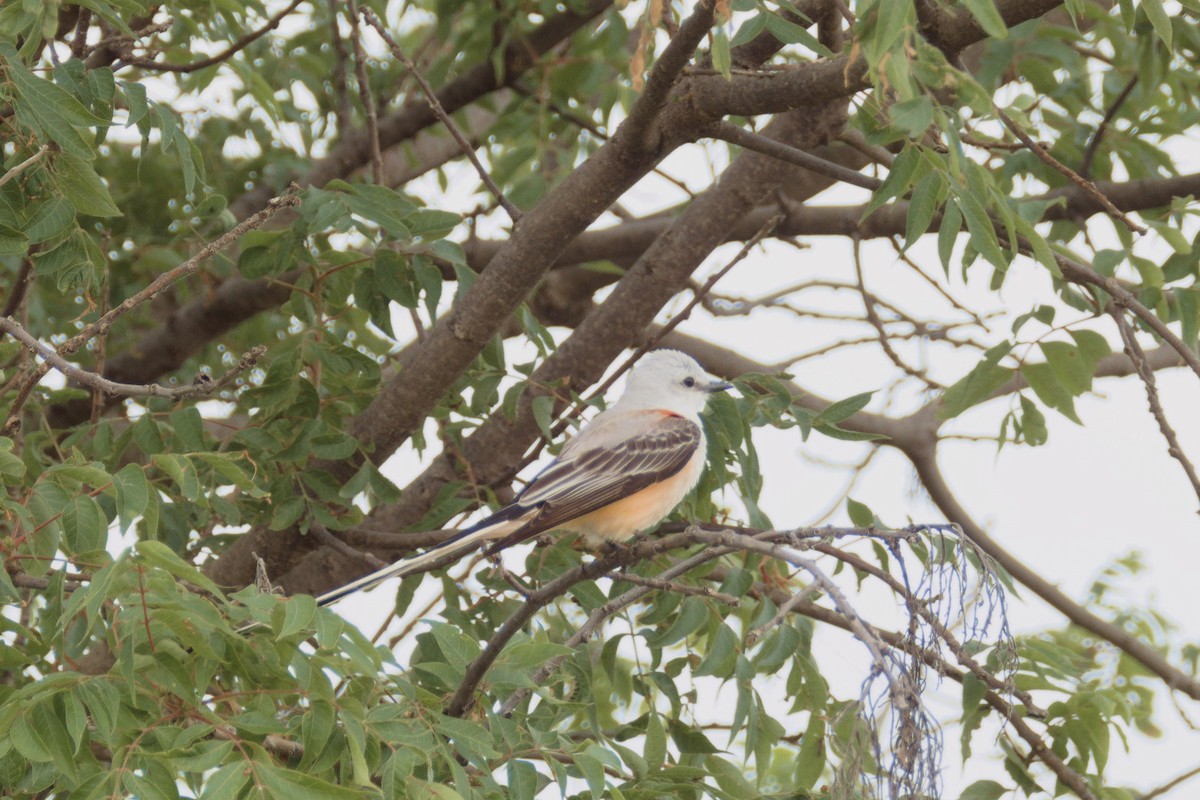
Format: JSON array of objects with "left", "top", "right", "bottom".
[{"left": 483, "top": 414, "right": 702, "bottom": 552}]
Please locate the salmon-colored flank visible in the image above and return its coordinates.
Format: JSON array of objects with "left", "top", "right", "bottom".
[{"left": 562, "top": 434, "right": 706, "bottom": 545}]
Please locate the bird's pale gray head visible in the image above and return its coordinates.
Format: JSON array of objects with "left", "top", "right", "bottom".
[{"left": 615, "top": 350, "right": 733, "bottom": 417}]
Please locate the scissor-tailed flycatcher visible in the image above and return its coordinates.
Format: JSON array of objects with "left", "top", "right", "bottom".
[{"left": 316, "top": 350, "right": 732, "bottom": 606}]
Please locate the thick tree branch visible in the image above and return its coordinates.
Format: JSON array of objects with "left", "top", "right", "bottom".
[
  {"left": 683, "top": 0, "right": 1062, "bottom": 120},
  {"left": 459, "top": 171, "right": 1200, "bottom": 272}
]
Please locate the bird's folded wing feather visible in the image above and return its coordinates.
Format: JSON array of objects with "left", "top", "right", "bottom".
[{"left": 485, "top": 412, "right": 702, "bottom": 550}]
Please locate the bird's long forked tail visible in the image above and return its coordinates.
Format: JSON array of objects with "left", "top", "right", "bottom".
[
  {"left": 313, "top": 519, "right": 518, "bottom": 607},
  {"left": 233, "top": 514, "right": 528, "bottom": 636}
]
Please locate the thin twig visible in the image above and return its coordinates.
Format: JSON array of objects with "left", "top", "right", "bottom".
[
  {"left": 1141, "top": 763, "right": 1200, "bottom": 800},
  {"left": 613, "top": 572, "right": 741, "bottom": 606},
  {"left": 1110, "top": 307, "right": 1200, "bottom": 511},
  {"left": 0, "top": 317, "right": 265, "bottom": 402},
  {"left": 1048, "top": 250, "right": 1200, "bottom": 382},
  {"left": 886, "top": 236, "right": 991, "bottom": 331},
  {"left": 70, "top": 8, "right": 93, "bottom": 60},
  {"left": 125, "top": 0, "right": 304, "bottom": 73},
  {"left": 8, "top": 570, "right": 89, "bottom": 592},
  {"left": 360, "top": 8, "right": 523, "bottom": 224},
  {"left": 1079, "top": 74, "right": 1138, "bottom": 180},
  {"left": 325, "top": 0, "right": 353, "bottom": 134},
  {"left": 0, "top": 253, "right": 34, "bottom": 321},
  {"left": 853, "top": 236, "right": 942, "bottom": 389},
  {"left": 839, "top": 128, "right": 895, "bottom": 168},
  {"left": 346, "top": 0, "right": 384, "bottom": 186},
  {"left": 0, "top": 145, "right": 49, "bottom": 189},
  {"left": 744, "top": 581, "right": 823, "bottom": 646},
  {"left": 712, "top": 121, "right": 883, "bottom": 191},
  {"left": 90, "top": 257, "right": 110, "bottom": 425},
  {"left": 996, "top": 108, "right": 1146, "bottom": 234},
  {"left": 309, "top": 521, "right": 389, "bottom": 570}
]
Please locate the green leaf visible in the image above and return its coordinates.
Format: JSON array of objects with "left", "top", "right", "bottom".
[
  {"left": 121, "top": 80, "right": 148, "bottom": 127},
  {"left": 135, "top": 540, "right": 224, "bottom": 597},
  {"left": 113, "top": 463, "right": 149, "bottom": 531},
  {"left": 817, "top": 391, "right": 874, "bottom": 424},
  {"left": 645, "top": 712, "right": 667, "bottom": 770},
  {"left": 1141, "top": 0, "right": 1172, "bottom": 49},
  {"left": 278, "top": 594, "right": 317, "bottom": 639},
  {"left": 730, "top": 13, "right": 767, "bottom": 47},
  {"left": 711, "top": 27, "right": 732, "bottom": 80},
  {"left": 890, "top": 96, "right": 934, "bottom": 137},
  {"left": 961, "top": 0, "right": 1009, "bottom": 39},
  {"left": 2, "top": 44, "right": 105, "bottom": 158},
  {"left": 763, "top": 12, "right": 832, "bottom": 56},
  {"left": 531, "top": 394, "right": 555, "bottom": 440},
  {"left": 1021, "top": 362, "right": 1081, "bottom": 424},
  {"left": 667, "top": 719, "right": 720, "bottom": 753},
  {"left": 374, "top": 248, "right": 417, "bottom": 308},
  {"left": 62, "top": 494, "right": 107, "bottom": 554},
  {"left": 795, "top": 714, "right": 826, "bottom": 789},
  {"left": 938, "top": 200, "right": 962, "bottom": 273},
  {"left": 507, "top": 760, "right": 540, "bottom": 800},
  {"left": 904, "top": 172, "right": 944, "bottom": 248},
  {"left": 255, "top": 762, "right": 368, "bottom": 800},
  {"left": 50, "top": 152, "right": 121, "bottom": 217},
  {"left": 1018, "top": 395, "right": 1047, "bottom": 446},
  {"left": 957, "top": 187, "right": 1007, "bottom": 269},
  {"left": 199, "top": 761, "right": 251, "bottom": 800},
  {"left": 864, "top": 146, "right": 923, "bottom": 217},
  {"left": 428, "top": 621, "right": 482, "bottom": 669},
  {"left": 939, "top": 342, "right": 1014, "bottom": 419},
  {"left": 0, "top": 437, "right": 26, "bottom": 480},
  {"left": 959, "top": 779, "right": 1009, "bottom": 800},
  {"left": 152, "top": 453, "right": 201, "bottom": 500},
  {"left": 647, "top": 596, "right": 709, "bottom": 647},
  {"left": 846, "top": 498, "right": 874, "bottom": 527},
  {"left": 23, "top": 196, "right": 76, "bottom": 243},
  {"left": 694, "top": 623, "right": 739, "bottom": 677}
]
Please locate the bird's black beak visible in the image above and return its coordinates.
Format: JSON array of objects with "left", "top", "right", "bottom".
[{"left": 706, "top": 379, "right": 734, "bottom": 393}]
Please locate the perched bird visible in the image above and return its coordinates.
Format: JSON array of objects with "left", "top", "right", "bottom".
[{"left": 316, "top": 350, "right": 732, "bottom": 606}]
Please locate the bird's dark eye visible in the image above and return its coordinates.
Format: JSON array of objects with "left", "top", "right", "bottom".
[{"left": 682, "top": 376, "right": 696, "bottom": 388}]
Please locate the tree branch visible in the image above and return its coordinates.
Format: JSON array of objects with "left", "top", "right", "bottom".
[
  {"left": 124, "top": 0, "right": 304, "bottom": 73},
  {"left": 662, "top": 332, "right": 1200, "bottom": 701},
  {"left": 3, "top": 189, "right": 300, "bottom": 435},
  {"left": 1110, "top": 307, "right": 1200, "bottom": 511},
  {"left": 0, "top": 317, "right": 264, "bottom": 403}
]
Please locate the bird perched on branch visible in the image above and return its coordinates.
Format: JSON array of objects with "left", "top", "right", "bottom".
[{"left": 316, "top": 349, "right": 733, "bottom": 606}]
